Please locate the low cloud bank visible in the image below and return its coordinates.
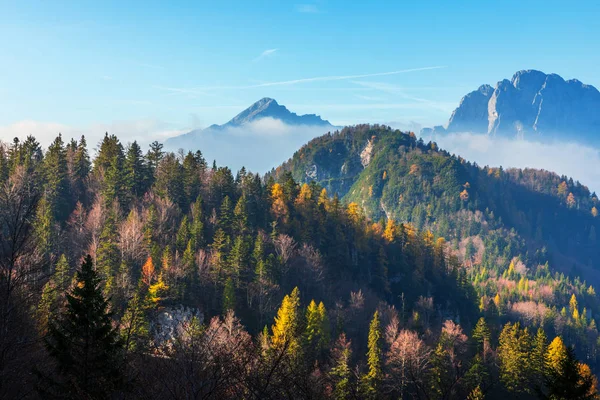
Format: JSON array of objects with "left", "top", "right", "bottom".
[
  {"left": 166, "top": 117, "right": 333, "bottom": 173},
  {"left": 433, "top": 132, "right": 600, "bottom": 193}
]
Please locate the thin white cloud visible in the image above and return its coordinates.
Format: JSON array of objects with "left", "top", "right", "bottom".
[
  {"left": 253, "top": 48, "right": 279, "bottom": 62},
  {"left": 157, "top": 66, "right": 447, "bottom": 94},
  {"left": 434, "top": 132, "right": 600, "bottom": 192},
  {"left": 295, "top": 4, "right": 319, "bottom": 13}
]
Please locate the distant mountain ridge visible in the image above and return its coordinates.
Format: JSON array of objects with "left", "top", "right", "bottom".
[
  {"left": 175, "top": 97, "right": 331, "bottom": 136},
  {"left": 164, "top": 98, "right": 334, "bottom": 172},
  {"left": 422, "top": 70, "right": 600, "bottom": 142}
]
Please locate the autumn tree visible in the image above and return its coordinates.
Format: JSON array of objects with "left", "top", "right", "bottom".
[{"left": 271, "top": 287, "right": 303, "bottom": 357}]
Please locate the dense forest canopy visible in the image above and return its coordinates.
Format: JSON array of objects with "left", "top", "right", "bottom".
[{"left": 0, "top": 131, "right": 599, "bottom": 399}]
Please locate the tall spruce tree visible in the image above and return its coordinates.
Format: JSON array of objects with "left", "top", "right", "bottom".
[
  {"left": 361, "top": 311, "right": 382, "bottom": 399},
  {"left": 40, "top": 255, "right": 124, "bottom": 399}
]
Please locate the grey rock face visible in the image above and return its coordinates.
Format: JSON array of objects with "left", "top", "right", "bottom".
[
  {"left": 447, "top": 84, "right": 494, "bottom": 133},
  {"left": 426, "top": 70, "right": 600, "bottom": 143}
]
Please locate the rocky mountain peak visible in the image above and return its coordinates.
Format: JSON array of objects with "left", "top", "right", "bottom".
[{"left": 423, "top": 70, "right": 600, "bottom": 143}]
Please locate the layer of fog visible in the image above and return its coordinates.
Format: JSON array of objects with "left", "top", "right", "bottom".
[
  {"left": 165, "top": 117, "right": 334, "bottom": 173},
  {"left": 432, "top": 132, "right": 600, "bottom": 193}
]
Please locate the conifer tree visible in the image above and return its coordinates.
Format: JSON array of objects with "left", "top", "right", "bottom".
[
  {"left": 271, "top": 287, "right": 302, "bottom": 356},
  {"left": 472, "top": 317, "right": 491, "bottom": 354},
  {"left": 498, "top": 322, "right": 533, "bottom": 393},
  {"left": 190, "top": 195, "right": 204, "bottom": 250},
  {"left": 44, "top": 134, "right": 71, "bottom": 221},
  {"left": 531, "top": 327, "right": 548, "bottom": 390},
  {"left": 38, "top": 254, "right": 71, "bottom": 332},
  {"left": 222, "top": 277, "right": 236, "bottom": 314},
  {"left": 123, "top": 140, "right": 149, "bottom": 199},
  {"left": 40, "top": 255, "right": 124, "bottom": 399},
  {"left": 330, "top": 333, "right": 352, "bottom": 400},
  {"left": 176, "top": 215, "right": 190, "bottom": 253},
  {"left": 361, "top": 311, "right": 382, "bottom": 399}
]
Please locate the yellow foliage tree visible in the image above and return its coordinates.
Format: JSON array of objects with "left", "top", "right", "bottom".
[
  {"left": 347, "top": 202, "right": 362, "bottom": 225},
  {"left": 546, "top": 336, "right": 567, "bottom": 373},
  {"left": 569, "top": 294, "right": 578, "bottom": 315},
  {"left": 383, "top": 219, "right": 398, "bottom": 243},
  {"left": 295, "top": 183, "right": 312, "bottom": 206},
  {"left": 141, "top": 256, "right": 155, "bottom": 286},
  {"left": 272, "top": 287, "right": 302, "bottom": 355},
  {"left": 317, "top": 188, "right": 329, "bottom": 210},
  {"left": 148, "top": 273, "right": 168, "bottom": 305},
  {"left": 567, "top": 192, "right": 576, "bottom": 208},
  {"left": 271, "top": 183, "right": 288, "bottom": 222}
]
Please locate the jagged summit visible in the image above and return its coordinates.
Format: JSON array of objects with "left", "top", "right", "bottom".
[
  {"left": 224, "top": 97, "right": 331, "bottom": 127},
  {"left": 422, "top": 70, "right": 600, "bottom": 143}
]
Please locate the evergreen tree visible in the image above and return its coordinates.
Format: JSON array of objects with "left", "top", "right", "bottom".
[
  {"left": 545, "top": 344, "right": 598, "bottom": 400},
  {"left": 361, "top": 311, "right": 382, "bottom": 399},
  {"left": 43, "top": 134, "right": 71, "bottom": 221},
  {"left": 72, "top": 135, "right": 91, "bottom": 201},
  {"left": 472, "top": 317, "right": 491, "bottom": 354},
  {"left": 330, "top": 333, "right": 352, "bottom": 400},
  {"left": 146, "top": 141, "right": 164, "bottom": 175},
  {"left": 40, "top": 255, "right": 124, "bottom": 399},
  {"left": 222, "top": 277, "right": 236, "bottom": 314},
  {"left": 176, "top": 215, "right": 190, "bottom": 253},
  {"left": 124, "top": 141, "right": 149, "bottom": 199},
  {"left": 190, "top": 195, "right": 204, "bottom": 250},
  {"left": 38, "top": 254, "right": 71, "bottom": 332},
  {"left": 96, "top": 212, "right": 120, "bottom": 297},
  {"left": 498, "top": 322, "right": 533, "bottom": 393}
]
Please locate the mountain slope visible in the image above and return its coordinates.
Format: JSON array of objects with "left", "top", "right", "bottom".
[
  {"left": 165, "top": 98, "right": 333, "bottom": 172},
  {"left": 275, "top": 123, "right": 600, "bottom": 368},
  {"left": 424, "top": 70, "right": 600, "bottom": 142},
  {"left": 276, "top": 125, "right": 599, "bottom": 270}
]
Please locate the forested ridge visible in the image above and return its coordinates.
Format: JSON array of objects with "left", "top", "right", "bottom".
[{"left": 0, "top": 132, "right": 598, "bottom": 399}]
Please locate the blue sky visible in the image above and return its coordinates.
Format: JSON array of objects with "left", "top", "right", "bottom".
[{"left": 1, "top": 0, "right": 599, "bottom": 146}]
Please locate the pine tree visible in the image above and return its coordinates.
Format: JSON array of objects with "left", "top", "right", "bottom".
[
  {"left": 472, "top": 317, "right": 491, "bottom": 354},
  {"left": 304, "top": 300, "right": 322, "bottom": 357},
  {"left": 96, "top": 212, "right": 120, "bottom": 296},
  {"left": 531, "top": 327, "right": 548, "bottom": 390},
  {"left": 190, "top": 195, "right": 204, "bottom": 250},
  {"left": 40, "top": 255, "right": 124, "bottom": 399},
  {"left": 222, "top": 277, "right": 236, "bottom": 314},
  {"left": 176, "top": 215, "right": 190, "bottom": 253},
  {"left": 120, "top": 291, "right": 149, "bottom": 354},
  {"left": 44, "top": 134, "right": 71, "bottom": 221},
  {"left": 33, "top": 195, "right": 54, "bottom": 259},
  {"left": 72, "top": 135, "right": 91, "bottom": 201},
  {"left": 498, "top": 322, "right": 533, "bottom": 393},
  {"left": 123, "top": 141, "right": 149, "bottom": 199},
  {"left": 146, "top": 141, "right": 164, "bottom": 174},
  {"left": 361, "top": 311, "right": 382, "bottom": 399},
  {"left": 38, "top": 254, "right": 71, "bottom": 332},
  {"left": 330, "top": 333, "right": 352, "bottom": 400},
  {"left": 545, "top": 344, "right": 598, "bottom": 399}
]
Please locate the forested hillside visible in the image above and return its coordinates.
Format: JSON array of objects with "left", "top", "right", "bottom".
[
  {"left": 276, "top": 125, "right": 600, "bottom": 376},
  {"left": 0, "top": 133, "right": 598, "bottom": 399}
]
